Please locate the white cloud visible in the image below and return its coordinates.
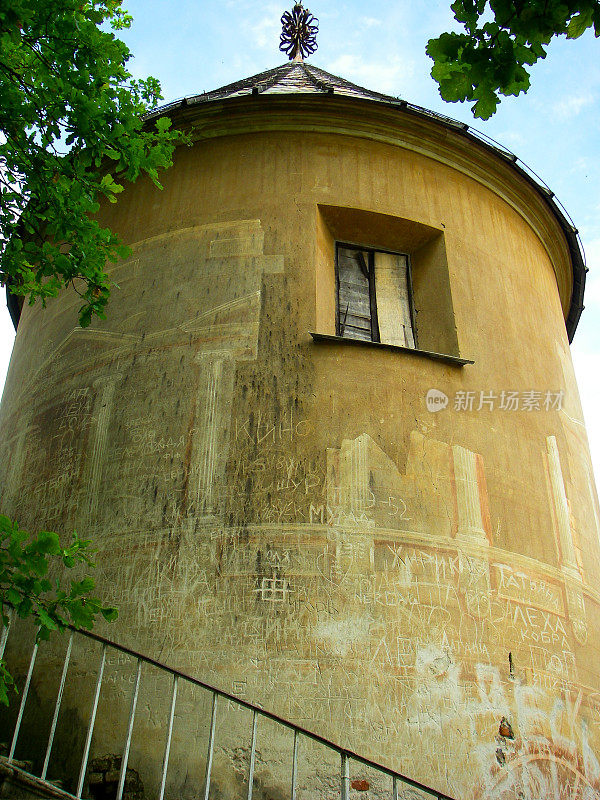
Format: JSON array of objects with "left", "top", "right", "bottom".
[
  {"left": 218, "top": 0, "right": 283, "bottom": 55},
  {"left": 552, "top": 92, "right": 594, "bottom": 120},
  {"left": 360, "top": 17, "right": 381, "bottom": 29},
  {"left": 325, "top": 53, "right": 414, "bottom": 96}
]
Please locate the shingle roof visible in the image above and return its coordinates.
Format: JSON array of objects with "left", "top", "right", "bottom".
[{"left": 188, "top": 61, "right": 396, "bottom": 104}]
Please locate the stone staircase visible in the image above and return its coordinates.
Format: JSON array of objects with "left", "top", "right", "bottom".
[{"left": 0, "top": 753, "right": 66, "bottom": 800}]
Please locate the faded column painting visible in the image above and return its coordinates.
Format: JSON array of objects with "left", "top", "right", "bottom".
[
  {"left": 452, "top": 445, "right": 489, "bottom": 544},
  {"left": 84, "top": 376, "right": 119, "bottom": 526},
  {"left": 546, "top": 434, "right": 588, "bottom": 645}
]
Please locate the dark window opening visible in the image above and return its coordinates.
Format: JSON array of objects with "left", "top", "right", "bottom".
[{"left": 336, "top": 243, "right": 416, "bottom": 348}]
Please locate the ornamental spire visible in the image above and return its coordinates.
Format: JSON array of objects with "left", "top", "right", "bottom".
[{"left": 279, "top": 3, "right": 319, "bottom": 62}]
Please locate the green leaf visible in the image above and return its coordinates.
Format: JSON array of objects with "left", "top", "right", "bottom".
[
  {"left": 472, "top": 85, "right": 500, "bottom": 119},
  {"left": 17, "top": 597, "right": 32, "bottom": 617},
  {"left": 7, "top": 588, "right": 21, "bottom": 606},
  {"left": 0, "top": 660, "right": 16, "bottom": 707},
  {"left": 0, "top": 516, "right": 14, "bottom": 533},
  {"left": 567, "top": 9, "right": 594, "bottom": 39},
  {"left": 70, "top": 576, "right": 96, "bottom": 598},
  {"left": 100, "top": 173, "right": 115, "bottom": 189},
  {"left": 427, "top": 31, "right": 466, "bottom": 62},
  {"left": 32, "top": 530, "right": 61, "bottom": 555},
  {"left": 101, "top": 606, "right": 119, "bottom": 622},
  {"left": 37, "top": 609, "right": 58, "bottom": 631}
]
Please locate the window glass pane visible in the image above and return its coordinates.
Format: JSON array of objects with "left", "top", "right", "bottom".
[
  {"left": 374, "top": 251, "right": 415, "bottom": 348},
  {"left": 337, "top": 247, "right": 372, "bottom": 341}
]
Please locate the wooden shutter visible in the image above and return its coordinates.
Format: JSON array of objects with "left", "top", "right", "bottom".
[
  {"left": 337, "top": 246, "right": 378, "bottom": 341},
  {"left": 374, "top": 251, "right": 415, "bottom": 348}
]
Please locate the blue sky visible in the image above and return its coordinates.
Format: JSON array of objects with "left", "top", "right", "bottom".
[{"left": 1, "top": 0, "right": 600, "bottom": 481}]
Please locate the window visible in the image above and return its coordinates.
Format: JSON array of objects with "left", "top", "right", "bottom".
[
  {"left": 336, "top": 243, "right": 416, "bottom": 348},
  {"left": 315, "top": 205, "right": 464, "bottom": 362}
]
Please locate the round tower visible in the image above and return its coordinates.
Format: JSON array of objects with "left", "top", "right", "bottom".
[{"left": 1, "top": 33, "right": 598, "bottom": 800}]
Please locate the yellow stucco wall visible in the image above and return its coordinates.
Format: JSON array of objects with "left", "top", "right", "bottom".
[{"left": 1, "top": 100, "right": 599, "bottom": 800}]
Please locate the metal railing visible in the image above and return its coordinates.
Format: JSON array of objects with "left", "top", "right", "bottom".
[{"left": 1, "top": 610, "right": 457, "bottom": 800}]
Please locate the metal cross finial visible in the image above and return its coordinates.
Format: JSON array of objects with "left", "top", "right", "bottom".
[{"left": 279, "top": 3, "right": 319, "bottom": 62}]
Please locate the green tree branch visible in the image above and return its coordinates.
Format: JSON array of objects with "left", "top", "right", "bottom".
[
  {"left": 0, "top": 0, "right": 188, "bottom": 326},
  {"left": 0, "top": 514, "right": 118, "bottom": 706},
  {"left": 427, "top": 0, "right": 600, "bottom": 119}
]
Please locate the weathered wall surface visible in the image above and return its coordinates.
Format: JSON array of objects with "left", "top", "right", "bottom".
[{"left": 1, "top": 109, "right": 600, "bottom": 800}]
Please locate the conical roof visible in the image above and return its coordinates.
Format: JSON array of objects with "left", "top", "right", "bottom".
[
  {"left": 189, "top": 61, "right": 396, "bottom": 104},
  {"left": 150, "top": 60, "right": 478, "bottom": 133}
]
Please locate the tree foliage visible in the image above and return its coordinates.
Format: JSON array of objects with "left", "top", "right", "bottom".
[
  {"left": 0, "top": 514, "right": 117, "bottom": 705},
  {"left": 0, "top": 0, "right": 185, "bottom": 326},
  {"left": 427, "top": 0, "right": 600, "bottom": 119}
]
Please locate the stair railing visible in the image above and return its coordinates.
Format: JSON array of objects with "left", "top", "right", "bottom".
[{"left": 1, "top": 610, "right": 458, "bottom": 800}]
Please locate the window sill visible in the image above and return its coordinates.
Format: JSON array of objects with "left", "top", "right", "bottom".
[{"left": 309, "top": 332, "right": 474, "bottom": 366}]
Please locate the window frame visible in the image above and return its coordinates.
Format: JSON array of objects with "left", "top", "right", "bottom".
[{"left": 334, "top": 241, "right": 418, "bottom": 349}]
